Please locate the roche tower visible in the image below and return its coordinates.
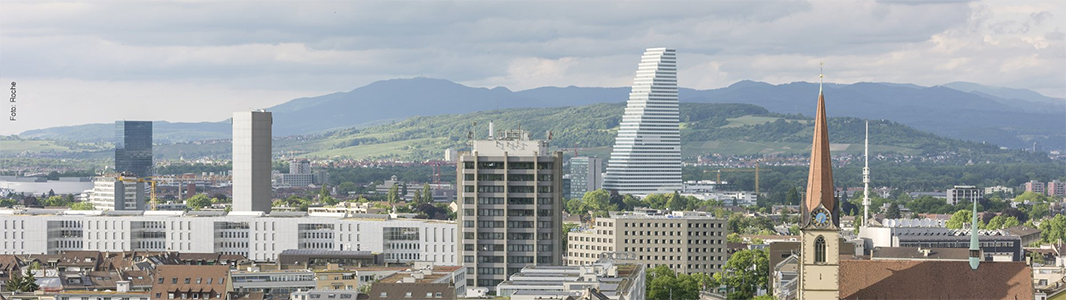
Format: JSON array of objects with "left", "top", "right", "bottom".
[{"left": 602, "top": 48, "right": 681, "bottom": 196}]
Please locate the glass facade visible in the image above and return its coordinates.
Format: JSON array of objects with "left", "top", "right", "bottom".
[{"left": 115, "top": 121, "right": 153, "bottom": 177}]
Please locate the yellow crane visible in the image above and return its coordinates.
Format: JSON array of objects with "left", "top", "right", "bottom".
[
  {"left": 117, "top": 175, "right": 158, "bottom": 210},
  {"left": 706, "top": 163, "right": 767, "bottom": 196}
]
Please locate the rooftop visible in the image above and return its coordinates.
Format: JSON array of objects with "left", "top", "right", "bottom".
[{"left": 839, "top": 260, "right": 1032, "bottom": 299}]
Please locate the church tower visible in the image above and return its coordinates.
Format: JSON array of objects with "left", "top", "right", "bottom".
[{"left": 798, "top": 68, "right": 840, "bottom": 300}]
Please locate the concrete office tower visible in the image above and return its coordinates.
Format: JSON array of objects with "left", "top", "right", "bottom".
[
  {"left": 290, "top": 159, "right": 311, "bottom": 174},
  {"left": 115, "top": 121, "right": 153, "bottom": 177},
  {"left": 603, "top": 48, "right": 681, "bottom": 196},
  {"left": 89, "top": 176, "right": 146, "bottom": 211},
  {"left": 456, "top": 129, "right": 564, "bottom": 288},
  {"left": 233, "top": 111, "right": 273, "bottom": 212},
  {"left": 569, "top": 156, "right": 602, "bottom": 199}
]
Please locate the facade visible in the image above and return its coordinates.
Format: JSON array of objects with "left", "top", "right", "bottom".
[
  {"left": 1025, "top": 180, "right": 1046, "bottom": 195},
  {"left": 984, "top": 185, "right": 1014, "bottom": 195},
  {"left": 88, "top": 176, "right": 146, "bottom": 211},
  {"left": 456, "top": 130, "right": 564, "bottom": 288},
  {"left": 860, "top": 226, "right": 1023, "bottom": 262},
  {"left": 280, "top": 159, "right": 314, "bottom": 188},
  {"left": 945, "top": 185, "right": 983, "bottom": 205},
  {"left": 1048, "top": 180, "right": 1066, "bottom": 198},
  {"left": 233, "top": 111, "right": 273, "bottom": 212},
  {"left": 115, "top": 121, "right": 153, "bottom": 178},
  {"left": 0, "top": 209, "right": 458, "bottom": 263},
  {"left": 568, "top": 156, "right": 602, "bottom": 200},
  {"left": 495, "top": 260, "right": 645, "bottom": 300},
  {"left": 231, "top": 269, "right": 315, "bottom": 298},
  {"left": 565, "top": 210, "right": 726, "bottom": 275},
  {"left": 602, "top": 48, "right": 682, "bottom": 196}
]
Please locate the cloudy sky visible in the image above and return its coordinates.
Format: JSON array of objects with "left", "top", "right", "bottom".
[{"left": 0, "top": 0, "right": 1063, "bottom": 135}]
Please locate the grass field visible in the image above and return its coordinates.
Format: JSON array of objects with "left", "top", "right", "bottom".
[
  {"left": 0, "top": 139, "right": 76, "bottom": 153},
  {"left": 722, "top": 116, "right": 784, "bottom": 128}
]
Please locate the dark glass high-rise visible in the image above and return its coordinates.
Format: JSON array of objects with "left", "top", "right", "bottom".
[{"left": 115, "top": 121, "right": 153, "bottom": 177}]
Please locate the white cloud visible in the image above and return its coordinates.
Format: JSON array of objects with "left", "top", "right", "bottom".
[{"left": 0, "top": 0, "right": 1062, "bottom": 135}]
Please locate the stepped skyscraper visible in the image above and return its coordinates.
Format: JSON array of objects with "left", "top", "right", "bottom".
[{"left": 602, "top": 48, "right": 681, "bottom": 196}]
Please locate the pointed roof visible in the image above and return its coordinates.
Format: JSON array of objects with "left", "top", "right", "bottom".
[{"left": 805, "top": 83, "right": 835, "bottom": 213}]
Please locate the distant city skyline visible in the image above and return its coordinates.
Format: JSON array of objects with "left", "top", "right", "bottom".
[{"left": 0, "top": 0, "right": 1062, "bottom": 135}]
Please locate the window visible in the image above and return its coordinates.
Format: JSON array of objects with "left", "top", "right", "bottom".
[
  {"left": 404, "top": 292, "right": 412, "bottom": 298},
  {"left": 814, "top": 236, "right": 826, "bottom": 263},
  {"left": 185, "top": 278, "right": 191, "bottom": 284},
  {"left": 172, "top": 278, "right": 178, "bottom": 284},
  {"left": 379, "top": 293, "right": 387, "bottom": 298}
]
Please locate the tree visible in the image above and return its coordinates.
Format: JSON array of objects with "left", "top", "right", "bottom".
[
  {"left": 885, "top": 203, "right": 901, "bottom": 219},
  {"left": 387, "top": 184, "right": 400, "bottom": 204},
  {"left": 713, "top": 249, "right": 769, "bottom": 300},
  {"left": 337, "top": 182, "right": 360, "bottom": 196},
  {"left": 727, "top": 233, "right": 743, "bottom": 243},
  {"left": 1039, "top": 214, "right": 1066, "bottom": 244},
  {"left": 69, "top": 202, "right": 93, "bottom": 210},
  {"left": 784, "top": 185, "right": 801, "bottom": 203},
  {"left": 645, "top": 265, "right": 716, "bottom": 300},
  {"left": 1015, "top": 191, "right": 1050, "bottom": 203},
  {"left": 1030, "top": 203, "right": 1051, "bottom": 220},
  {"left": 185, "top": 194, "right": 212, "bottom": 210},
  {"left": 581, "top": 189, "right": 615, "bottom": 216},
  {"left": 946, "top": 210, "right": 971, "bottom": 229},
  {"left": 6, "top": 270, "right": 39, "bottom": 292},
  {"left": 421, "top": 183, "right": 433, "bottom": 204},
  {"left": 412, "top": 190, "right": 422, "bottom": 206}
]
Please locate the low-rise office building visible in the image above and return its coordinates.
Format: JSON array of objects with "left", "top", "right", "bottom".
[
  {"left": 496, "top": 260, "right": 644, "bottom": 300},
  {"left": 566, "top": 210, "right": 726, "bottom": 274},
  {"left": 0, "top": 209, "right": 457, "bottom": 264},
  {"left": 860, "top": 226, "right": 1023, "bottom": 261}
]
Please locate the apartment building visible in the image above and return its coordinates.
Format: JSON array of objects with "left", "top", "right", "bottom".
[
  {"left": 566, "top": 210, "right": 727, "bottom": 274},
  {"left": 946, "top": 185, "right": 983, "bottom": 205},
  {"left": 456, "top": 130, "right": 564, "bottom": 288}
]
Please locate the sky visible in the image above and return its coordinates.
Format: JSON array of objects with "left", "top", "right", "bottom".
[{"left": 0, "top": 0, "right": 1063, "bottom": 135}]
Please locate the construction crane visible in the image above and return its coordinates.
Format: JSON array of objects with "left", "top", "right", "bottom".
[
  {"left": 117, "top": 175, "right": 158, "bottom": 210},
  {"left": 708, "top": 163, "right": 767, "bottom": 196}
]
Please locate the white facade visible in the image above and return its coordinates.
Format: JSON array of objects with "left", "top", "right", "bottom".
[
  {"left": 946, "top": 185, "right": 983, "bottom": 205},
  {"left": 0, "top": 209, "right": 457, "bottom": 264},
  {"left": 233, "top": 111, "right": 273, "bottom": 212},
  {"left": 602, "top": 48, "right": 681, "bottom": 197},
  {"left": 89, "top": 177, "right": 145, "bottom": 211}
]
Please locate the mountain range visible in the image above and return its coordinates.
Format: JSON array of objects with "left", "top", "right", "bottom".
[{"left": 19, "top": 78, "right": 1066, "bottom": 151}]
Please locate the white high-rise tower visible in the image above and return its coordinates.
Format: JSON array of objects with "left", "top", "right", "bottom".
[
  {"left": 233, "top": 110, "right": 273, "bottom": 212},
  {"left": 863, "top": 121, "right": 871, "bottom": 226},
  {"left": 602, "top": 48, "right": 681, "bottom": 196}
]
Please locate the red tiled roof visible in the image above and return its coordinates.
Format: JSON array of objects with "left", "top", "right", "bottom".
[{"left": 839, "top": 260, "right": 1032, "bottom": 299}]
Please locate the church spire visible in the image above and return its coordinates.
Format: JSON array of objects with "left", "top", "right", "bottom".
[{"left": 805, "top": 64, "right": 836, "bottom": 215}]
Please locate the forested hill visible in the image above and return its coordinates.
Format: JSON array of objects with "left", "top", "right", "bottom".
[{"left": 300, "top": 102, "right": 1048, "bottom": 164}]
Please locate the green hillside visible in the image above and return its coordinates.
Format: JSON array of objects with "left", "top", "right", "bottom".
[
  {"left": 4, "top": 103, "right": 1048, "bottom": 165},
  {"left": 296, "top": 103, "right": 1046, "bottom": 163}
]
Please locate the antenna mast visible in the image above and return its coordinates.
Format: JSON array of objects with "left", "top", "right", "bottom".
[{"left": 863, "top": 121, "right": 871, "bottom": 226}]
